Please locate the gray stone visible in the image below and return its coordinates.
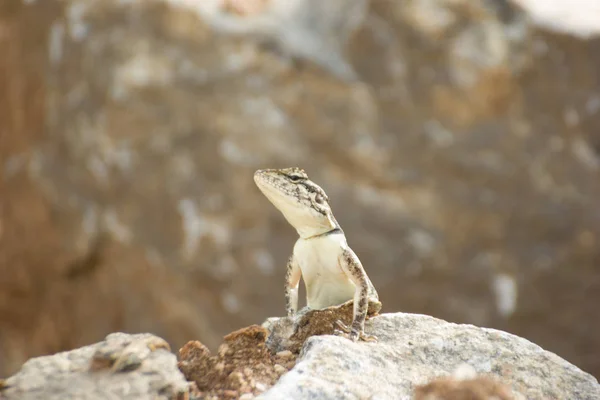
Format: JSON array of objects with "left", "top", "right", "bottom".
[
  {"left": 0, "top": 333, "right": 190, "bottom": 400},
  {"left": 260, "top": 313, "right": 600, "bottom": 400}
]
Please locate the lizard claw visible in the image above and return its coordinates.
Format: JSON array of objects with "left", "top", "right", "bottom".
[{"left": 333, "top": 320, "right": 378, "bottom": 343}]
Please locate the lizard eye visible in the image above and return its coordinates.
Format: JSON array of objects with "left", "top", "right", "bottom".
[{"left": 289, "top": 174, "right": 303, "bottom": 182}]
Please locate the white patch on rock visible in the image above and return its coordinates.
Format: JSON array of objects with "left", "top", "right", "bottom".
[
  {"left": 354, "top": 183, "right": 381, "bottom": 206},
  {"left": 424, "top": 119, "right": 455, "bottom": 147},
  {"left": 354, "top": 183, "right": 408, "bottom": 213},
  {"left": 87, "top": 155, "right": 109, "bottom": 185},
  {"left": 402, "top": 0, "right": 458, "bottom": 37},
  {"left": 452, "top": 363, "right": 478, "bottom": 380},
  {"left": 162, "top": 0, "right": 367, "bottom": 80},
  {"left": 449, "top": 21, "right": 508, "bottom": 88},
  {"left": 48, "top": 22, "right": 64, "bottom": 66},
  {"left": 87, "top": 140, "right": 134, "bottom": 182},
  {"left": 492, "top": 273, "right": 518, "bottom": 317},
  {"left": 106, "top": 143, "right": 134, "bottom": 174},
  {"left": 82, "top": 205, "right": 98, "bottom": 237},
  {"left": 103, "top": 209, "right": 132, "bottom": 243},
  {"left": 178, "top": 198, "right": 204, "bottom": 259},
  {"left": 512, "top": 0, "right": 600, "bottom": 38},
  {"left": 67, "top": 2, "right": 90, "bottom": 41},
  {"left": 571, "top": 137, "right": 600, "bottom": 171},
  {"left": 213, "top": 254, "right": 238, "bottom": 280},
  {"left": 223, "top": 44, "right": 260, "bottom": 72},
  {"left": 408, "top": 230, "right": 436, "bottom": 257},
  {"left": 222, "top": 291, "right": 241, "bottom": 314},
  {"left": 178, "top": 198, "right": 231, "bottom": 259},
  {"left": 586, "top": 95, "right": 600, "bottom": 115},
  {"left": 253, "top": 248, "right": 275, "bottom": 275},
  {"left": 113, "top": 47, "right": 174, "bottom": 98},
  {"left": 163, "top": 0, "right": 301, "bottom": 35},
  {"left": 220, "top": 139, "right": 252, "bottom": 166},
  {"left": 563, "top": 107, "right": 580, "bottom": 128},
  {"left": 241, "top": 97, "right": 287, "bottom": 128}
]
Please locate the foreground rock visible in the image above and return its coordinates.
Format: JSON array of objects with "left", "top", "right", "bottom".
[
  {"left": 176, "top": 300, "right": 381, "bottom": 398},
  {"left": 2, "top": 311, "right": 599, "bottom": 399},
  {"left": 258, "top": 311, "right": 600, "bottom": 400},
  {"left": 0, "top": 333, "right": 191, "bottom": 400},
  {"left": 178, "top": 325, "right": 294, "bottom": 399},
  {"left": 176, "top": 306, "right": 600, "bottom": 399}
]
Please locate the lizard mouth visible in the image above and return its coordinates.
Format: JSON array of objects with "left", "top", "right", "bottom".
[
  {"left": 253, "top": 170, "right": 278, "bottom": 199},
  {"left": 253, "top": 169, "right": 270, "bottom": 190},
  {"left": 253, "top": 168, "right": 337, "bottom": 238},
  {"left": 253, "top": 169, "right": 303, "bottom": 215}
]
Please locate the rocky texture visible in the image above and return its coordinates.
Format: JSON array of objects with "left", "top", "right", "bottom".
[
  {"left": 1, "top": 312, "right": 599, "bottom": 399},
  {"left": 178, "top": 325, "right": 294, "bottom": 399},
  {"left": 166, "top": 0, "right": 369, "bottom": 80},
  {"left": 414, "top": 374, "right": 516, "bottom": 400},
  {"left": 511, "top": 0, "right": 600, "bottom": 38},
  {"left": 259, "top": 312, "right": 600, "bottom": 400},
  {"left": 0, "top": 333, "right": 191, "bottom": 400},
  {"left": 2, "top": 0, "right": 600, "bottom": 382},
  {"left": 263, "top": 299, "right": 382, "bottom": 354},
  {"left": 177, "top": 300, "right": 379, "bottom": 399}
]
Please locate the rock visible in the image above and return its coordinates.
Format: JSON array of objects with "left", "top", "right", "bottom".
[
  {"left": 2, "top": 312, "right": 599, "bottom": 399},
  {"left": 167, "top": 0, "right": 369, "bottom": 80},
  {"left": 2, "top": 0, "right": 600, "bottom": 383},
  {"left": 259, "top": 313, "right": 600, "bottom": 400},
  {"left": 263, "top": 299, "right": 382, "bottom": 354},
  {"left": 177, "top": 325, "right": 291, "bottom": 399},
  {"left": 0, "top": 333, "right": 191, "bottom": 400},
  {"left": 413, "top": 374, "right": 516, "bottom": 400},
  {"left": 512, "top": 0, "right": 600, "bottom": 38}
]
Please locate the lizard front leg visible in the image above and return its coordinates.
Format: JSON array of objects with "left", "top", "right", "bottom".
[
  {"left": 285, "top": 254, "right": 301, "bottom": 317},
  {"left": 336, "top": 247, "right": 377, "bottom": 342}
]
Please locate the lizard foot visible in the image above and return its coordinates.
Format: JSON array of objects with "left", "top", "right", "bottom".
[{"left": 333, "top": 320, "right": 378, "bottom": 343}]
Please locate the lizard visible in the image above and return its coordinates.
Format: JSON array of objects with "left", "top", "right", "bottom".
[{"left": 254, "top": 167, "right": 380, "bottom": 342}]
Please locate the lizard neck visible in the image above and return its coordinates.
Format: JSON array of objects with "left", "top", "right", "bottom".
[
  {"left": 300, "top": 213, "right": 344, "bottom": 239},
  {"left": 304, "top": 226, "right": 345, "bottom": 240},
  {"left": 293, "top": 213, "right": 340, "bottom": 239}
]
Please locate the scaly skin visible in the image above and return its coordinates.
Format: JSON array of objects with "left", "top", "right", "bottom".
[{"left": 254, "top": 167, "right": 379, "bottom": 342}]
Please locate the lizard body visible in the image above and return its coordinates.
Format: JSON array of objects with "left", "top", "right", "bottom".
[{"left": 254, "top": 167, "right": 379, "bottom": 341}]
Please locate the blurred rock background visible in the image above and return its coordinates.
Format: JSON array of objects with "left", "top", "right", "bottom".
[{"left": 1, "top": 0, "right": 599, "bottom": 380}]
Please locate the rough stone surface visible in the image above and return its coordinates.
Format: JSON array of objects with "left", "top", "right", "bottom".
[
  {"left": 176, "top": 300, "right": 379, "bottom": 399},
  {"left": 1, "top": 312, "right": 599, "bottom": 399},
  {"left": 0, "top": 333, "right": 191, "bottom": 400},
  {"left": 178, "top": 325, "right": 294, "bottom": 399},
  {"left": 511, "top": 0, "right": 600, "bottom": 38},
  {"left": 2, "top": 0, "right": 600, "bottom": 382},
  {"left": 263, "top": 299, "right": 382, "bottom": 354},
  {"left": 414, "top": 374, "right": 516, "bottom": 400},
  {"left": 259, "top": 313, "right": 600, "bottom": 400}
]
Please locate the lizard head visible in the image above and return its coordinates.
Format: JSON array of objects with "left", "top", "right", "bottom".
[{"left": 254, "top": 167, "right": 338, "bottom": 238}]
